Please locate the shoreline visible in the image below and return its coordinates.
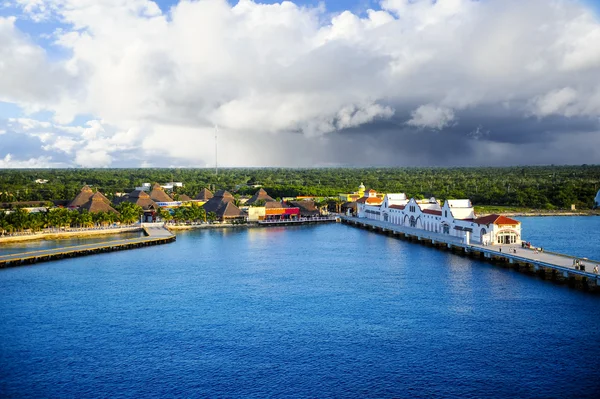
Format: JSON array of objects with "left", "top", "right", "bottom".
[
  {"left": 477, "top": 211, "right": 599, "bottom": 217},
  {"left": 0, "top": 227, "right": 143, "bottom": 244},
  {"left": 1, "top": 211, "right": 597, "bottom": 244}
]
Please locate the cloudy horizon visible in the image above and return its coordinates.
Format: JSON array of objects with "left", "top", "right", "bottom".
[{"left": 1, "top": 0, "right": 600, "bottom": 168}]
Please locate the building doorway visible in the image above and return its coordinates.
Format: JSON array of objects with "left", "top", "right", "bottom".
[{"left": 497, "top": 231, "right": 518, "bottom": 244}]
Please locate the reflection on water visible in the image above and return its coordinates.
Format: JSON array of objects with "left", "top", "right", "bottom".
[{"left": 1, "top": 220, "right": 599, "bottom": 398}]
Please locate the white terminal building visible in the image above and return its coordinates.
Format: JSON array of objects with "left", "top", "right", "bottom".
[{"left": 355, "top": 189, "right": 521, "bottom": 245}]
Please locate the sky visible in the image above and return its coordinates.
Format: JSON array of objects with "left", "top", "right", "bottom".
[{"left": 1, "top": 0, "right": 600, "bottom": 168}]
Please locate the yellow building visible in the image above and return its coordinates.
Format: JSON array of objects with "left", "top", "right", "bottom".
[{"left": 339, "top": 183, "right": 366, "bottom": 202}]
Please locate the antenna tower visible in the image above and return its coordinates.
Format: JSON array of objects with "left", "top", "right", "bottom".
[{"left": 215, "top": 125, "right": 218, "bottom": 176}]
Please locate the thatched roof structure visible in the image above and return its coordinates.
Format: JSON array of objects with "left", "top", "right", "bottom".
[
  {"left": 245, "top": 188, "right": 276, "bottom": 205},
  {"left": 217, "top": 202, "right": 246, "bottom": 219},
  {"left": 203, "top": 190, "right": 235, "bottom": 213},
  {"left": 119, "top": 190, "right": 158, "bottom": 210},
  {"left": 195, "top": 188, "right": 213, "bottom": 201},
  {"left": 202, "top": 190, "right": 244, "bottom": 219},
  {"left": 69, "top": 185, "right": 110, "bottom": 208},
  {"left": 80, "top": 192, "right": 119, "bottom": 214},
  {"left": 265, "top": 201, "right": 289, "bottom": 209},
  {"left": 178, "top": 194, "right": 192, "bottom": 202},
  {"left": 149, "top": 183, "right": 173, "bottom": 202},
  {"left": 289, "top": 200, "right": 320, "bottom": 216}
]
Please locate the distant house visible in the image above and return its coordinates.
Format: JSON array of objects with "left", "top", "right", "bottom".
[
  {"left": 160, "top": 182, "right": 184, "bottom": 190},
  {"left": 34, "top": 179, "right": 48, "bottom": 184}
]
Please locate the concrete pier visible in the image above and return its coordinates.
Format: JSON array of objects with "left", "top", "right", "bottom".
[
  {"left": 340, "top": 215, "right": 600, "bottom": 292},
  {"left": 0, "top": 223, "right": 175, "bottom": 268}
]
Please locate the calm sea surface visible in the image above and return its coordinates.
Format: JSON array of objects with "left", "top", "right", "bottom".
[{"left": 1, "top": 217, "right": 599, "bottom": 398}]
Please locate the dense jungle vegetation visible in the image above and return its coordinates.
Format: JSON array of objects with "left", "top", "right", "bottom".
[{"left": 1, "top": 166, "right": 599, "bottom": 209}]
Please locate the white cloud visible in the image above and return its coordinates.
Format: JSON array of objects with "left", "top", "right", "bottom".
[
  {"left": 74, "top": 148, "right": 112, "bottom": 167},
  {"left": 530, "top": 87, "right": 578, "bottom": 118},
  {"left": 407, "top": 104, "right": 455, "bottom": 130},
  {"left": 0, "top": 153, "right": 60, "bottom": 167},
  {"left": 0, "top": 0, "right": 599, "bottom": 167}
]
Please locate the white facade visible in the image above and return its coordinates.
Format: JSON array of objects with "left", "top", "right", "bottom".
[
  {"left": 356, "top": 190, "right": 521, "bottom": 245},
  {"left": 595, "top": 189, "right": 600, "bottom": 209}
]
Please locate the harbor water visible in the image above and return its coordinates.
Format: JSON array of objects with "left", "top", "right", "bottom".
[{"left": 1, "top": 217, "right": 599, "bottom": 397}]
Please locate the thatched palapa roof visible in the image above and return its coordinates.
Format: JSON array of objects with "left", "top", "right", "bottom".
[
  {"left": 120, "top": 189, "right": 158, "bottom": 210},
  {"left": 149, "top": 183, "right": 173, "bottom": 202},
  {"left": 218, "top": 202, "right": 245, "bottom": 219},
  {"left": 178, "top": 194, "right": 192, "bottom": 202},
  {"left": 69, "top": 185, "right": 110, "bottom": 208},
  {"left": 264, "top": 201, "right": 289, "bottom": 209},
  {"left": 195, "top": 188, "right": 213, "bottom": 201},
  {"left": 245, "top": 188, "right": 276, "bottom": 205},
  {"left": 289, "top": 200, "right": 320, "bottom": 216},
  {"left": 202, "top": 190, "right": 235, "bottom": 213},
  {"left": 202, "top": 190, "right": 244, "bottom": 219},
  {"left": 80, "top": 192, "right": 119, "bottom": 214}
]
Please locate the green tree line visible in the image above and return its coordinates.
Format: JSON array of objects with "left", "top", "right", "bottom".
[
  {"left": 0, "top": 202, "right": 143, "bottom": 235},
  {"left": 1, "top": 165, "right": 599, "bottom": 209}
]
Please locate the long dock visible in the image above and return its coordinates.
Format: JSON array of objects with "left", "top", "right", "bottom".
[
  {"left": 258, "top": 216, "right": 339, "bottom": 226},
  {"left": 0, "top": 223, "right": 175, "bottom": 268},
  {"left": 340, "top": 215, "right": 600, "bottom": 292}
]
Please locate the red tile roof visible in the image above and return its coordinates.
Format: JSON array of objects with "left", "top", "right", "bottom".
[
  {"left": 422, "top": 209, "right": 442, "bottom": 216},
  {"left": 389, "top": 205, "right": 405, "bottom": 210},
  {"left": 474, "top": 214, "right": 520, "bottom": 225},
  {"left": 357, "top": 197, "right": 383, "bottom": 204}
]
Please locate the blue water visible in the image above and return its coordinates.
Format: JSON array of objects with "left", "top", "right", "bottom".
[
  {"left": 1, "top": 219, "right": 600, "bottom": 398},
  {"left": 516, "top": 216, "right": 600, "bottom": 261}
]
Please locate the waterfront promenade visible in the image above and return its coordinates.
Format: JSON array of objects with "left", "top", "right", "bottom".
[
  {"left": 0, "top": 223, "right": 175, "bottom": 268},
  {"left": 340, "top": 215, "right": 600, "bottom": 289}
]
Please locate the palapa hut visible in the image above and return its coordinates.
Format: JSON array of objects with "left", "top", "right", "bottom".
[
  {"left": 178, "top": 194, "right": 193, "bottom": 202},
  {"left": 245, "top": 188, "right": 276, "bottom": 205},
  {"left": 195, "top": 188, "right": 214, "bottom": 201},
  {"left": 119, "top": 190, "right": 158, "bottom": 210},
  {"left": 288, "top": 200, "right": 321, "bottom": 218},
  {"left": 202, "top": 190, "right": 245, "bottom": 221},
  {"left": 116, "top": 190, "right": 158, "bottom": 222},
  {"left": 68, "top": 185, "right": 110, "bottom": 209},
  {"left": 80, "top": 192, "right": 119, "bottom": 214},
  {"left": 263, "top": 201, "right": 300, "bottom": 221},
  {"left": 149, "top": 183, "right": 173, "bottom": 203}
]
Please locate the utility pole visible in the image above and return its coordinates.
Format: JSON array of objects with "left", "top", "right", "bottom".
[{"left": 215, "top": 125, "right": 218, "bottom": 176}]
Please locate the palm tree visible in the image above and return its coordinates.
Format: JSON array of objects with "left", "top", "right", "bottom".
[{"left": 206, "top": 212, "right": 217, "bottom": 223}]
